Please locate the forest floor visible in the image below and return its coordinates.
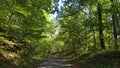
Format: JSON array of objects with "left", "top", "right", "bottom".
[
  {"left": 60, "top": 50, "right": 120, "bottom": 68},
  {"left": 37, "top": 55, "right": 77, "bottom": 68},
  {"left": 1, "top": 50, "right": 120, "bottom": 68}
]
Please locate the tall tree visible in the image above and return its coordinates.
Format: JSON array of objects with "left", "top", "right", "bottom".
[
  {"left": 97, "top": 2, "right": 105, "bottom": 49},
  {"left": 111, "top": 0, "right": 119, "bottom": 49}
]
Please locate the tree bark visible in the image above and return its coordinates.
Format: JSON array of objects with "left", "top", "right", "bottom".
[
  {"left": 97, "top": 3, "right": 105, "bottom": 49},
  {"left": 71, "top": 34, "right": 77, "bottom": 57},
  {"left": 111, "top": 0, "right": 119, "bottom": 49},
  {"left": 92, "top": 27, "right": 96, "bottom": 49}
]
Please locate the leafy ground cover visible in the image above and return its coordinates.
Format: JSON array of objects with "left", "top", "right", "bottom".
[{"left": 60, "top": 50, "right": 120, "bottom": 68}]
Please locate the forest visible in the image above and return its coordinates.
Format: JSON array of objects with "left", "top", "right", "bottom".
[{"left": 0, "top": 0, "right": 120, "bottom": 68}]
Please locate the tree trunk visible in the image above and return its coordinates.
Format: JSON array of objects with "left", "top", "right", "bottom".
[
  {"left": 71, "top": 36, "right": 77, "bottom": 57},
  {"left": 112, "top": 14, "right": 118, "bottom": 49},
  {"left": 97, "top": 3, "right": 105, "bottom": 49},
  {"left": 92, "top": 27, "right": 96, "bottom": 49},
  {"left": 111, "top": 0, "right": 119, "bottom": 49}
]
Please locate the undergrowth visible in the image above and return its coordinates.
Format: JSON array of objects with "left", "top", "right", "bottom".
[{"left": 63, "top": 50, "right": 120, "bottom": 68}]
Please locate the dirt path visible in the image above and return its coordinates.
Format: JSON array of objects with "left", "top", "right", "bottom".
[{"left": 37, "top": 55, "right": 73, "bottom": 68}]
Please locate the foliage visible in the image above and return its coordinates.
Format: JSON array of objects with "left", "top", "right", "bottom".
[
  {"left": 0, "top": 0, "right": 54, "bottom": 68},
  {"left": 0, "top": 0, "right": 120, "bottom": 68}
]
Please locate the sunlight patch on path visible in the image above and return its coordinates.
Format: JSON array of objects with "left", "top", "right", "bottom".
[{"left": 37, "top": 55, "right": 73, "bottom": 68}]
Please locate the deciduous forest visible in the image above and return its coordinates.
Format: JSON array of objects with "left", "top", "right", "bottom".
[{"left": 0, "top": 0, "right": 120, "bottom": 68}]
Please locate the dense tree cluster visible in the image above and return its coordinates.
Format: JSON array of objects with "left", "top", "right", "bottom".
[
  {"left": 0, "top": 0, "right": 120, "bottom": 68},
  {"left": 0, "top": 0, "right": 55, "bottom": 67},
  {"left": 56, "top": 0, "right": 120, "bottom": 56}
]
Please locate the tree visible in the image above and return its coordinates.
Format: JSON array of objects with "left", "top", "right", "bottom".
[
  {"left": 97, "top": 2, "right": 105, "bottom": 49},
  {"left": 111, "top": 0, "right": 119, "bottom": 49}
]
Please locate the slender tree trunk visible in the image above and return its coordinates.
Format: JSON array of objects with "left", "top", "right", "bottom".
[
  {"left": 111, "top": 0, "right": 119, "bottom": 49},
  {"left": 97, "top": 3, "right": 105, "bottom": 49},
  {"left": 71, "top": 34, "right": 77, "bottom": 57},
  {"left": 85, "top": 28, "right": 88, "bottom": 46},
  {"left": 112, "top": 14, "right": 118, "bottom": 49},
  {"left": 92, "top": 27, "right": 96, "bottom": 49},
  {"left": 115, "top": 4, "right": 120, "bottom": 42},
  {"left": 115, "top": 13, "right": 119, "bottom": 35},
  {"left": 115, "top": 0, "right": 120, "bottom": 36},
  {"left": 72, "top": 39, "right": 77, "bottom": 57}
]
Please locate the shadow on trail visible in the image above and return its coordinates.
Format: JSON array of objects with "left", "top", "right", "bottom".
[{"left": 37, "top": 55, "right": 73, "bottom": 68}]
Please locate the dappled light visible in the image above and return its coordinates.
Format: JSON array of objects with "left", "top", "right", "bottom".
[{"left": 0, "top": 0, "right": 120, "bottom": 68}]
